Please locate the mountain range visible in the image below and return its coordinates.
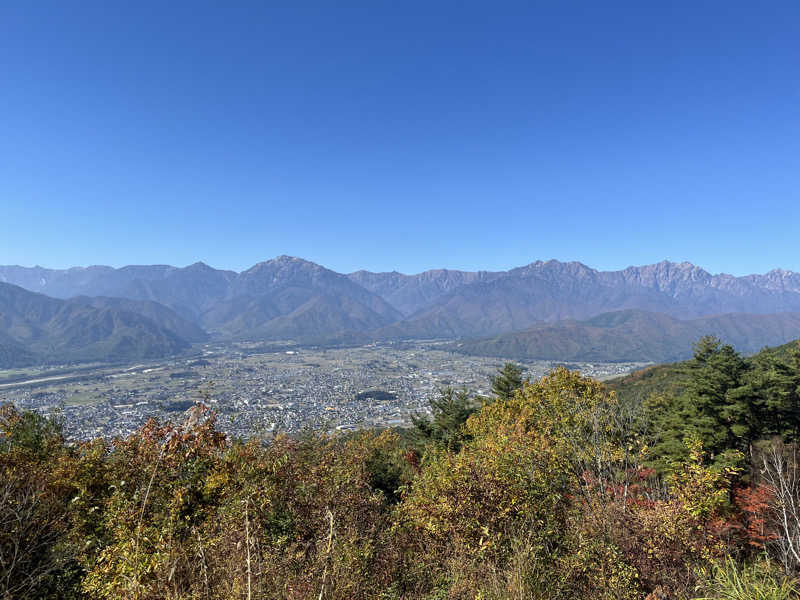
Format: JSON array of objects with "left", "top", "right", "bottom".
[{"left": 3, "top": 256, "right": 800, "bottom": 366}]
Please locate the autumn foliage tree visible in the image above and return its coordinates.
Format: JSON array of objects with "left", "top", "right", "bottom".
[{"left": 4, "top": 344, "right": 800, "bottom": 600}]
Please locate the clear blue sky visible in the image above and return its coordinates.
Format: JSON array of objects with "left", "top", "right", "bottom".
[{"left": 2, "top": 1, "right": 799, "bottom": 275}]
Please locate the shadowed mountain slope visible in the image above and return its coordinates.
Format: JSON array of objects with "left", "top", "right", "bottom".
[
  {"left": 68, "top": 296, "right": 208, "bottom": 342},
  {"left": 0, "top": 282, "right": 192, "bottom": 367},
  {"left": 450, "top": 309, "right": 800, "bottom": 363}
]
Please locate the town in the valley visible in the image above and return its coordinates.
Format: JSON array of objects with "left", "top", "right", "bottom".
[{"left": 0, "top": 341, "right": 646, "bottom": 441}]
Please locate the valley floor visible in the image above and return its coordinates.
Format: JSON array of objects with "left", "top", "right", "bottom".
[{"left": 0, "top": 341, "right": 646, "bottom": 439}]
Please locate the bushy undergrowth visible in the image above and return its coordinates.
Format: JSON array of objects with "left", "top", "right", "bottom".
[
  {"left": 693, "top": 558, "right": 799, "bottom": 600},
  {"left": 3, "top": 349, "right": 800, "bottom": 599}
]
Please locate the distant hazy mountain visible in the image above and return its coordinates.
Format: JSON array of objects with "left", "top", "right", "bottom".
[
  {"left": 450, "top": 309, "right": 800, "bottom": 363},
  {"left": 370, "top": 260, "right": 800, "bottom": 339},
  {"left": 110, "top": 262, "right": 237, "bottom": 319},
  {"left": 0, "top": 262, "right": 236, "bottom": 319},
  {"left": 5, "top": 257, "right": 800, "bottom": 359},
  {"left": 0, "top": 282, "right": 192, "bottom": 367},
  {"left": 200, "top": 256, "right": 402, "bottom": 339},
  {"left": 232, "top": 256, "right": 400, "bottom": 320},
  {"left": 0, "top": 264, "right": 174, "bottom": 299},
  {"left": 347, "top": 269, "right": 503, "bottom": 316},
  {"left": 0, "top": 257, "right": 401, "bottom": 343}
]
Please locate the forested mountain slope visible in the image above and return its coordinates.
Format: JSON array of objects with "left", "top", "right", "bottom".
[
  {"left": 450, "top": 309, "right": 800, "bottom": 363},
  {"left": 0, "top": 282, "right": 192, "bottom": 366}
]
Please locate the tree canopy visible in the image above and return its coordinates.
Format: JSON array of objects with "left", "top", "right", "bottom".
[{"left": 5, "top": 343, "right": 800, "bottom": 599}]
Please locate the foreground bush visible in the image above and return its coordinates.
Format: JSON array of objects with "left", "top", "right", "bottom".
[
  {"left": 79, "top": 410, "right": 406, "bottom": 599},
  {"left": 4, "top": 361, "right": 800, "bottom": 599},
  {"left": 396, "top": 368, "right": 646, "bottom": 598},
  {"left": 693, "top": 558, "right": 799, "bottom": 600}
]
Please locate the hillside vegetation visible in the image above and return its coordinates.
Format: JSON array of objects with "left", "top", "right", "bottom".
[
  {"left": 5, "top": 338, "right": 800, "bottom": 599},
  {"left": 451, "top": 309, "right": 800, "bottom": 363},
  {"left": 0, "top": 282, "right": 194, "bottom": 366},
  {"left": 609, "top": 336, "right": 800, "bottom": 405}
]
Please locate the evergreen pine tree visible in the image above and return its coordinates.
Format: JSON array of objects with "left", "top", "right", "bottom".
[
  {"left": 743, "top": 341, "right": 800, "bottom": 441},
  {"left": 646, "top": 337, "right": 751, "bottom": 470},
  {"left": 410, "top": 387, "right": 477, "bottom": 452},
  {"left": 491, "top": 362, "right": 524, "bottom": 402}
]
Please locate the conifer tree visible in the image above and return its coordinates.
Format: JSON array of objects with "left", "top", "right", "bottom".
[
  {"left": 410, "top": 387, "right": 477, "bottom": 451},
  {"left": 743, "top": 342, "right": 800, "bottom": 441},
  {"left": 647, "top": 337, "right": 751, "bottom": 470},
  {"left": 686, "top": 337, "right": 750, "bottom": 455},
  {"left": 490, "top": 362, "right": 524, "bottom": 402}
]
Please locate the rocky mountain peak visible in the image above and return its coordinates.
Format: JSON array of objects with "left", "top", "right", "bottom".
[
  {"left": 510, "top": 259, "right": 596, "bottom": 280},
  {"left": 621, "top": 260, "right": 712, "bottom": 290},
  {"left": 244, "top": 255, "right": 326, "bottom": 276},
  {"left": 185, "top": 261, "right": 213, "bottom": 271}
]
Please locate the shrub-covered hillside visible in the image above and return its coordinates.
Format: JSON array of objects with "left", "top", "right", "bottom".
[{"left": 4, "top": 341, "right": 800, "bottom": 599}]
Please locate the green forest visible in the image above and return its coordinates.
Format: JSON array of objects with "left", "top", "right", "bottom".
[{"left": 4, "top": 337, "right": 800, "bottom": 599}]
